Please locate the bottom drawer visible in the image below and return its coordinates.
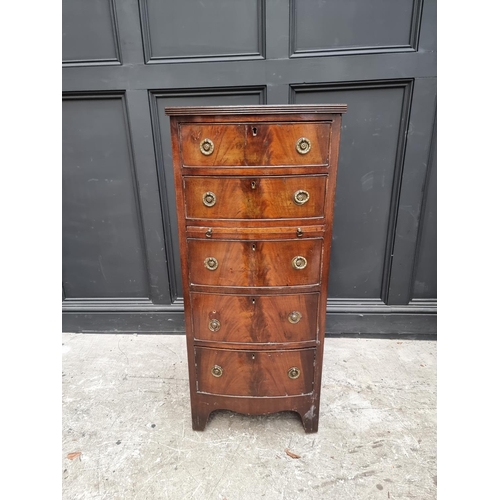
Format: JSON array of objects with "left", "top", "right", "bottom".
[{"left": 195, "top": 347, "right": 315, "bottom": 397}]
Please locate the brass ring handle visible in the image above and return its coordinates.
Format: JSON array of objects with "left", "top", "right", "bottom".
[
  {"left": 292, "top": 256, "right": 307, "bottom": 270},
  {"left": 204, "top": 257, "right": 219, "bottom": 271},
  {"left": 288, "top": 367, "right": 301, "bottom": 379},
  {"left": 288, "top": 311, "right": 302, "bottom": 324},
  {"left": 208, "top": 319, "right": 221, "bottom": 332},
  {"left": 211, "top": 365, "right": 223, "bottom": 377},
  {"left": 296, "top": 137, "right": 311, "bottom": 154},
  {"left": 294, "top": 190, "right": 310, "bottom": 205},
  {"left": 202, "top": 191, "right": 216, "bottom": 207},
  {"left": 200, "top": 138, "right": 214, "bottom": 155}
]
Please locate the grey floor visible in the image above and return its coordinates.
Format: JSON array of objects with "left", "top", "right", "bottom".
[{"left": 62, "top": 333, "right": 436, "bottom": 500}]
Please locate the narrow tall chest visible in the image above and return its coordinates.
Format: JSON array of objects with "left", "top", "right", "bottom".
[{"left": 165, "top": 105, "right": 346, "bottom": 432}]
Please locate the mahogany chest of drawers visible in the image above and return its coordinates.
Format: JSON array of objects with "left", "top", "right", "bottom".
[{"left": 165, "top": 104, "right": 346, "bottom": 432}]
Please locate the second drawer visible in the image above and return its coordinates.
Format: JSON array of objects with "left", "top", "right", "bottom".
[
  {"left": 184, "top": 175, "right": 327, "bottom": 220},
  {"left": 191, "top": 292, "right": 319, "bottom": 343}
]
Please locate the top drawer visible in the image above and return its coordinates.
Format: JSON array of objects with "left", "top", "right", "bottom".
[{"left": 179, "top": 122, "right": 331, "bottom": 167}]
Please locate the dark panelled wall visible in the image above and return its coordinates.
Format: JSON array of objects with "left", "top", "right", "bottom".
[{"left": 62, "top": 0, "right": 436, "bottom": 335}]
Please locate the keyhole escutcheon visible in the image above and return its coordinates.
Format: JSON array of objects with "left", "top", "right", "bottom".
[{"left": 252, "top": 127, "right": 257, "bottom": 136}]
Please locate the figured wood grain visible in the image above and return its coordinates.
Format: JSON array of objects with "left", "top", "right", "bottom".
[
  {"left": 195, "top": 347, "right": 315, "bottom": 397},
  {"left": 190, "top": 292, "right": 319, "bottom": 343},
  {"left": 187, "top": 238, "right": 323, "bottom": 287},
  {"left": 184, "top": 175, "right": 326, "bottom": 220},
  {"left": 180, "top": 123, "right": 330, "bottom": 166}
]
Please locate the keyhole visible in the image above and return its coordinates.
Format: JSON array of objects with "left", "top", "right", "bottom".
[
  {"left": 252, "top": 353, "right": 255, "bottom": 360},
  {"left": 251, "top": 180, "right": 256, "bottom": 189},
  {"left": 252, "top": 243, "right": 256, "bottom": 251},
  {"left": 252, "top": 298, "right": 256, "bottom": 305},
  {"left": 252, "top": 127, "right": 257, "bottom": 136}
]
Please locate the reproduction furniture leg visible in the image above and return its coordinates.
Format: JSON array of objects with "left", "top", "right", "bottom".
[
  {"left": 191, "top": 405, "right": 212, "bottom": 431},
  {"left": 299, "top": 407, "right": 319, "bottom": 433}
]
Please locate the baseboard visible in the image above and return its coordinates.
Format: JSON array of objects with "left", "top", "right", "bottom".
[
  {"left": 325, "top": 312, "right": 436, "bottom": 336},
  {"left": 63, "top": 309, "right": 436, "bottom": 337},
  {"left": 63, "top": 311, "right": 186, "bottom": 333}
]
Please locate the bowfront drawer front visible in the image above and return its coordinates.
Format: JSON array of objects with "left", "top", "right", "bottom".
[
  {"left": 187, "top": 238, "right": 323, "bottom": 287},
  {"left": 184, "top": 175, "right": 326, "bottom": 220},
  {"left": 195, "top": 347, "right": 315, "bottom": 396},
  {"left": 180, "top": 122, "right": 331, "bottom": 167},
  {"left": 191, "top": 293, "right": 319, "bottom": 343}
]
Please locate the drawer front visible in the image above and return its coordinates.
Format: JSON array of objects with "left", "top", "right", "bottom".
[
  {"left": 187, "top": 239, "right": 322, "bottom": 287},
  {"left": 180, "top": 122, "right": 331, "bottom": 166},
  {"left": 195, "top": 347, "right": 315, "bottom": 396},
  {"left": 184, "top": 176, "right": 326, "bottom": 220},
  {"left": 191, "top": 293, "right": 319, "bottom": 343}
]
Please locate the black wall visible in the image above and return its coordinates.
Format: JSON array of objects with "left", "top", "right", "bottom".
[{"left": 62, "top": 0, "right": 437, "bottom": 335}]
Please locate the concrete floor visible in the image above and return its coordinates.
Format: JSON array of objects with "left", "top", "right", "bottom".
[{"left": 62, "top": 333, "right": 436, "bottom": 500}]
